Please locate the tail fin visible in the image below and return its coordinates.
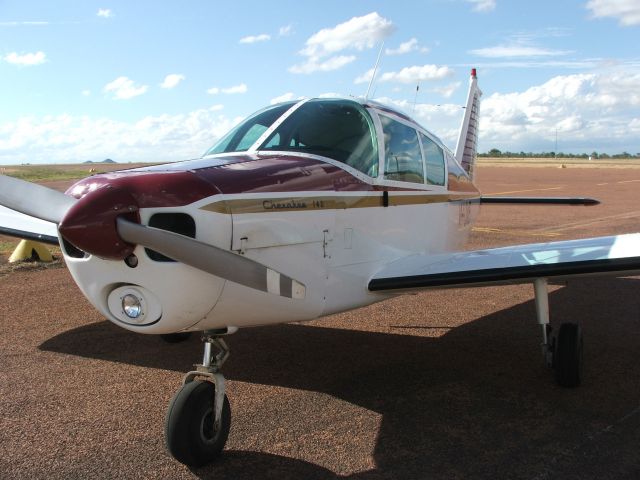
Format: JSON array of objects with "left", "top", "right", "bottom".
[{"left": 455, "top": 68, "right": 482, "bottom": 179}]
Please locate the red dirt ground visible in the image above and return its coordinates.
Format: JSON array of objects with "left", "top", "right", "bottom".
[{"left": 1, "top": 166, "right": 639, "bottom": 479}]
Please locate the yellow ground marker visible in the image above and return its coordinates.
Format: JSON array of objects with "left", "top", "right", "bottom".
[{"left": 8, "top": 240, "right": 53, "bottom": 263}]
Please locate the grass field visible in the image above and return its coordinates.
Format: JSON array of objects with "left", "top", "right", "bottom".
[
  {"left": 478, "top": 157, "right": 640, "bottom": 167},
  {"left": 0, "top": 162, "right": 162, "bottom": 182}
]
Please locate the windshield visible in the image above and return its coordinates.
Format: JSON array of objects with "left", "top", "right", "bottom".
[
  {"left": 203, "top": 102, "right": 295, "bottom": 156},
  {"left": 257, "top": 99, "right": 379, "bottom": 177}
]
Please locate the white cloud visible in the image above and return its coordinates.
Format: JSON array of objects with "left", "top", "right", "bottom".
[
  {"left": 289, "top": 55, "right": 356, "bottom": 74},
  {"left": 470, "top": 45, "right": 572, "bottom": 58},
  {"left": 318, "top": 92, "right": 344, "bottom": 98},
  {"left": 3, "top": 51, "right": 46, "bottom": 66},
  {"left": 103, "top": 76, "right": 148, "bottom": 100},
  {"left": 279, "top": 24, "right": 293, "bottom": 36},
  {"left": 467, "top": 0, "right": 496, "bottom": 12},
  {"left": 379, "top": 65, "right": 454, "bottom": 84},
  {"left": 0, "top": 105, "right": 238, "bottom": 164},
  {"left": 160, "top": 73, "right": 185, "bottom": 89},
  {"left": 290, "top": 12, "right": 394, "bottom": 74},
  {"left": 385, "top": 38, "right": 428, "bottom": 56},
  {"left": 470, "top": 30, "right": 573, "bottom": 59},
  {"left": 301, "top": 12, "right": 394, "bottom": 58},
  {"left": 81, "top": 90, "right": 91, "bottom": 97},
  {"left": 462, "top": 59, "right": 604, "bottom": 69},
  {"left": 270, "top": 92, "right": 297, "bottom": 104},
  {"left": 0, "top": 21, "right": 48, "bottom": 26},
  {"left": 479, "top": 71, "right": 640, "bottom": 152},
  {"left": 207, "top": 83, "right": 248, "bottom": 95},
  {"left": 586, "top": 0, "right": 640, "bottom": 26},
  {"left": 432, "top": 81, "right": 462, "bottom": 98},
  {"left": 97, "top": 8, "right": 113, "bottom": 18},
  {"left": 239, "top": 34, "right": 271, "bottom": 44},
  {"left": 354, "top": 68, "right": 376, "bottom": 85}
]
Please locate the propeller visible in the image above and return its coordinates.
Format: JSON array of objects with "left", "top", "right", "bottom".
[
  {"left": 0, "top": 174, "right": 76, "bottom": 223},
  {"left": 0, "top": 174, "right": 305, "bottom": 299}
]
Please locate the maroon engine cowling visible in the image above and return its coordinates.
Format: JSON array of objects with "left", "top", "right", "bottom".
[{"left": 59, "top": 171, "right": 220, "bottom": 259}]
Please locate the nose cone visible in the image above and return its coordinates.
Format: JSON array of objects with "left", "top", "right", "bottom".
[{"left": 59, "top": 185, "right": 139, "bottom": 259}]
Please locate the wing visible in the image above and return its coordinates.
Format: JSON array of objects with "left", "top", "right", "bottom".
[
  {"left": 0, "top": 205, "right": 59, "bottom": 245},
  {"left": 369, "top": 233, "right": 640, "bottom": 292}
]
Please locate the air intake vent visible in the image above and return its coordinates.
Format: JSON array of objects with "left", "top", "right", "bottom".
[
  {"left": 61, "top": 237, "right": 87, "bottom": 258},
  {"left": 145, "top": 213, "right": 196, "bottom": 262}
]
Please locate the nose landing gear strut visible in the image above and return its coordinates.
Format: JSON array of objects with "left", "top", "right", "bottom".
[{"left": 165, "top": 329, "right": 233, "bottom": 467}]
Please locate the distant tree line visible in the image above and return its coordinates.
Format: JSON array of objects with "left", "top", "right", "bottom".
[{"left": 479, "top": 149, "right": 640, "bottom": 159}]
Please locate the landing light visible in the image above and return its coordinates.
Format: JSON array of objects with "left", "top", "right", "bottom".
[
  {"left": 122, "top": 294, "right": 143, "bottom": 319},
  {"left": 107, "top": 285, "right": 162, "bottom": 326}
]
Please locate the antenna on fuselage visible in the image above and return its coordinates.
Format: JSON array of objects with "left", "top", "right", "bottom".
[
  {"left": 412, "top": 83, "right": 420, "bottom": 114},
  {"left": 364, "top": 42, "right": 384, "bottom": 101}
]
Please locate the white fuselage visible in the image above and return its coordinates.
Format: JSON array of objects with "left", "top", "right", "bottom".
[{"left": 63, "top": 170, "right": 478, "bottom": 334}]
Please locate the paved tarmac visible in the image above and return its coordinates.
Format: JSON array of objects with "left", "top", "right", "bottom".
[{"left": 1, "top": 165, "right": 639, "bottom": 479}]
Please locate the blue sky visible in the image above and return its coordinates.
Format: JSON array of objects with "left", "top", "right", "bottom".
[{"left": 1, "top": 0, "right": 639, "bottom": 164}]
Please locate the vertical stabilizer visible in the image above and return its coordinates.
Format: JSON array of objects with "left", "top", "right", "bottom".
[{"left": 455, "top": 68, "right": 482, "bottom": 179}]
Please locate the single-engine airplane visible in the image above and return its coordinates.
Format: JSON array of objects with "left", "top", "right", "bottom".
[{"left": 1, "top": 69, "right": 639, "bottom": 467}]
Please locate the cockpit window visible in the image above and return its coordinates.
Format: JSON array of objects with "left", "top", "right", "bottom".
[
  {"left": 257, "top": 99, "right": 379, "bottom": 177},
  {"left": 380, "top": 115, "right": 424, "bottom": 184},
  {"left": 204, "top": 102, "right": 295, "bottom": 156}
]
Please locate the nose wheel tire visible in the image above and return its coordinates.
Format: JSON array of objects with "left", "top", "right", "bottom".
[
  {"left": 165, "top": 380, "right": 231, "bottom": 467},
  {"left": 553, "top": 322, "right": 583, "bottom": 388}
]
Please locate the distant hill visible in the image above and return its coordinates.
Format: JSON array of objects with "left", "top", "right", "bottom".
[{"left": 84, "top": 159, "right": 117, "bottom": 164}]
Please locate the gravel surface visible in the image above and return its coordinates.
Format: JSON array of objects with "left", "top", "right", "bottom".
[{"left": 1, "top": 166, "right": 639, "bottom": 479}]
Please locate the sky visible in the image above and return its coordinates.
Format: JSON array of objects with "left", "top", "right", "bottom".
[{"left": 0, "top": 0, "right": 639, "bottom": 164}]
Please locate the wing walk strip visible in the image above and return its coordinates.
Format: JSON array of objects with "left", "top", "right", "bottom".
[{"left": 368, "top": 257, "right": 640, "bottom": 291}]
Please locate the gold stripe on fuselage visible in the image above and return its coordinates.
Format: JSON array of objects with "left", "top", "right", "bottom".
[{"left": 200, "top": 192, "right": 480, "bottom": 215}]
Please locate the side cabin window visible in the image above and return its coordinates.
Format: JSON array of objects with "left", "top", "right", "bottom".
[
  {"left": 447, "top": 151, "right": 470, "bottom": 185},
  {"left": 419, "top": 133, "right": 445, "bottom": 186},
  {"left": 380, "top": 115, "right": 424, "bottom": 184},
  {"left": 258, "top": 99, "right": 379, "bottom": 177},
  {"left": 204, "top": 102, "right": 295, "bottom": 155}
]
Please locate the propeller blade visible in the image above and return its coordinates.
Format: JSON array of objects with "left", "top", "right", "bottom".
[
  {"left": 0, "top": 175, "right": 76, "bottom": 224},
  {"left": 116, "top": 217, "right": 306, "bottom": 299}
]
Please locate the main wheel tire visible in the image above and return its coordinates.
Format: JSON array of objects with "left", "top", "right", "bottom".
[
  {"left": 160, "top": 332, "right": 192, "bottom": 343},
  {"left": 165, "top": 380, "right": 231, "bottom": 467},
  {"left": 554, "top": 322, "right": 583, "bottom": 388}
]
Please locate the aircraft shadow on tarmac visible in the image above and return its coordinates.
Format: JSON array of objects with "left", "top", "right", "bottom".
[{"left": 40, "top": 277, "right": 640, "bottom": 479}]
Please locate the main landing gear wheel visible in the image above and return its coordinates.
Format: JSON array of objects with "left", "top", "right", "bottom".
[
  {"left": 165, "top": 380, "right": 231, "bottom": 467},
  {"left": 553, "top": 322, "right": 583, "bottom": 388},
  {"left": 165, "top": 330, "right": 233, "bottom": 467},
  {"left": 534, "top": 279, "right": 584, "bottom": 388}
]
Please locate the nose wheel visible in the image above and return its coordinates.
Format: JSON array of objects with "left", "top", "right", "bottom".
[{"left": 165, "top": 331, "right": 232, "bottom": 467}]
